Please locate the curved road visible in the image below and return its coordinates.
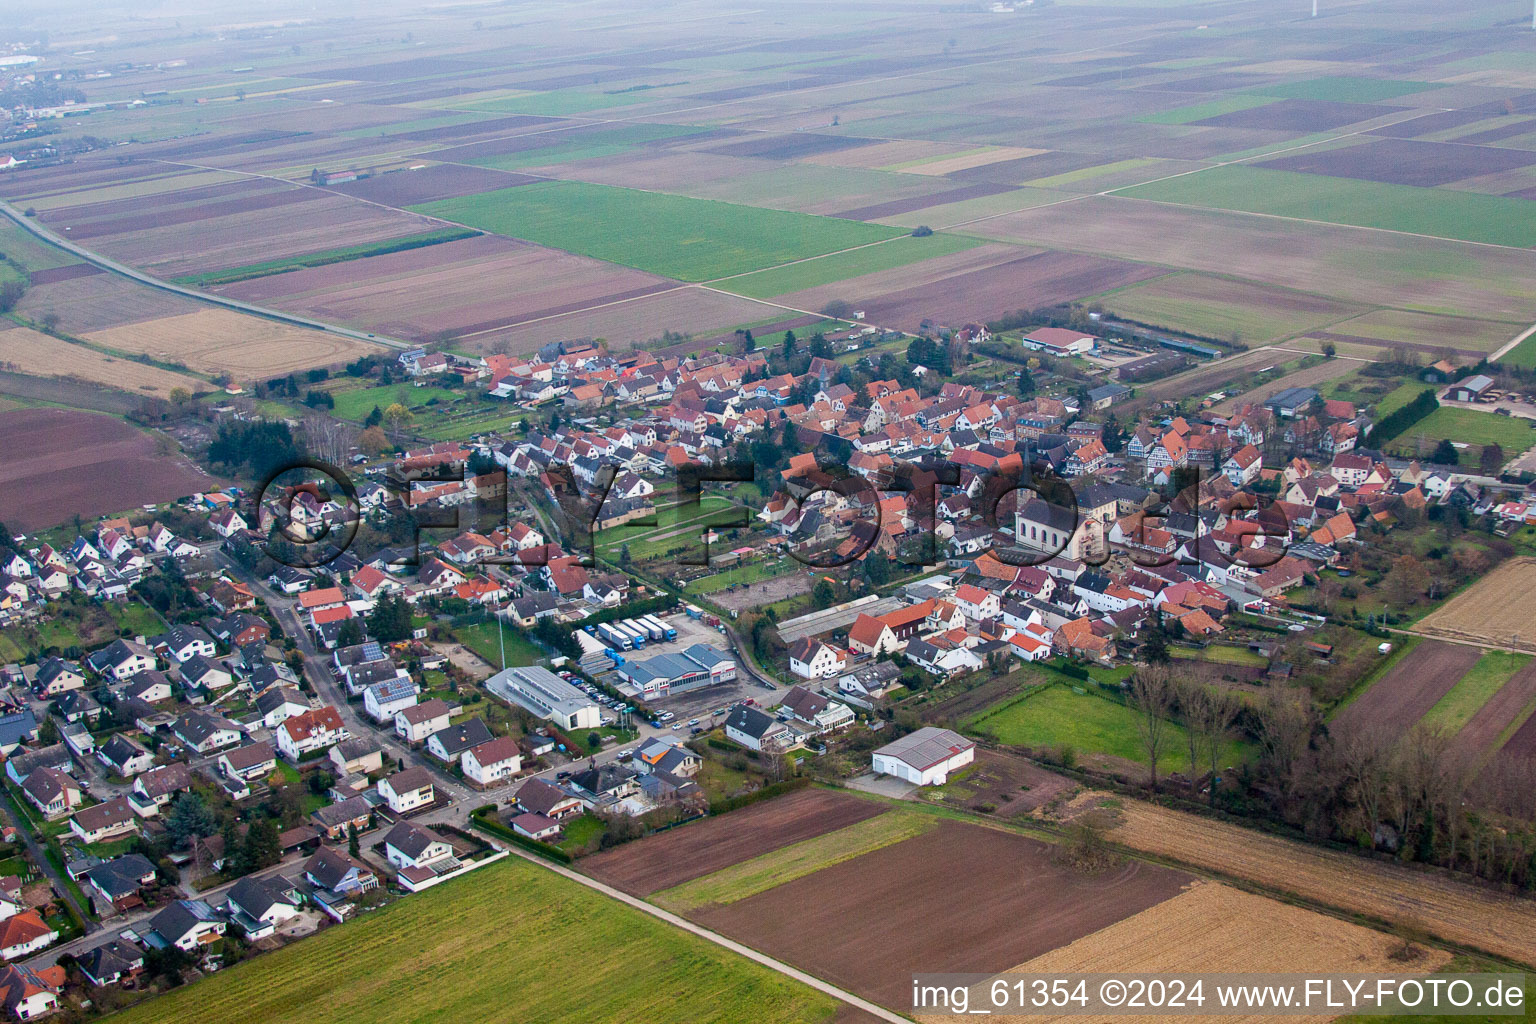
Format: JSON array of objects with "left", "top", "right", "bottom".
[{"left": 0, "top": 199, "right": 411, "bottom": 352}]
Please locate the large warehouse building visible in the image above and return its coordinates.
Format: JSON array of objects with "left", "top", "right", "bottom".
[
  {"left": 871, "top": 726, "right": 974, "bottom": 786},
  {"left": 614, "top": 643, "right": 736, "bottom": 699},
  {"left": 485, "top": 665, "right": 601, "bottom": 730}
]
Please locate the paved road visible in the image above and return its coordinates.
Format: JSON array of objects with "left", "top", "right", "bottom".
[
  {"left": 0, "top": 200, "right": 410, "bottom": 352},
  {"left": 0, "top": 796, "right": 95, "bottom": 937}
]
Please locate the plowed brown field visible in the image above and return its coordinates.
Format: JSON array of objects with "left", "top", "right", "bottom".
[{"left": 581, "top": 789, "right": 887, "bottom": 895}]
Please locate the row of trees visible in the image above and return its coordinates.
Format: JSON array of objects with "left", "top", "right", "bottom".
[{"left": 1124, "top": 663, "right": 1536, "bottom": 888}]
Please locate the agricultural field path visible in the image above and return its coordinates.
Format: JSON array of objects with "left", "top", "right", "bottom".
[
  {"left": 507, "top": 844, "right": 909, "bottom": 1024},
  {"left": 0, "top": 199, "right": 409, "bottom": 352}
]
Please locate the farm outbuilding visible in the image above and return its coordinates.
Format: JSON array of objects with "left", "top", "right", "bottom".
[{"left": 871, "top": 726, "right": 974, "bottom": 785}]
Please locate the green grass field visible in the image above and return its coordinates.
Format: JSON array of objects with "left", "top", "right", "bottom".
[
  {"left": 1421, "top": 650, "right": 1531, "bottom": 734},
  {"left": 412, "top": 181, "right": 905, "bottom": 282},
  {"left": 1097, "top": 272, "right": 1361, "bottom": 344},
  {"left": 596, "top": 496, "right": 741, "bottom": 562},
  {"left": 652, "top": 809, "right": 935, "bottom": 913},
  {"left": 463, "top": 123, "right": 707, "bottom": 171},
  {"left": 714, "top": 232, "right": 980, "bottom": 298},
  {"left": 1386, "top": 406, "right": 1536, "bottom": 467},
  {"left": 327, "top": 380, "right": 461, "bottom": 421},
  {"left": 1170, "top": 644, "right": 1268, "bottom": 668},
  {"left": 1115, "top": 165, "right": 1536, "bottom": 247},
  {"left": 968, "top": 682, "right": 1242, "bottom": 772},
  {"left": 1137, "top": 95, "right": 1276, "bottom": 125},
  {"left": 452, "top": 621, "right": 543, "bottom": 669},
  {"left": 1497, "top": 332, "right": 1536, "bottom": 368},
  {"left": 1249, "top": 76, "right": 1433, "bottom": 103},
  {"left": 112, "top": 857, "right": 841, "bottom": 1024},
  {"left": 0, "top": 223, "right": 78, "bottom": 271},
  {"left": 684, "top": 559, "right": 801, "bottom": 595}
]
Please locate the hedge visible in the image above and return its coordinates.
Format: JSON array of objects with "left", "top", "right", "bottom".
[
  {"left": 1370, "top": 387, "right": 1437, "bottom": 445},
  {"left": 469, "top": 810, "right": 573, "bottom": 865},
  {"left": 707, "top": 776, "right": 809, "bottom": 815}
]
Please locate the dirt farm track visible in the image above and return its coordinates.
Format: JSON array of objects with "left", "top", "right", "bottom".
[
  {"left": 1417, "top": 557, "right": 1536, "bottom": 652},
  {"left": 0, "top": 408, "right": 211, "bottom": 531}
]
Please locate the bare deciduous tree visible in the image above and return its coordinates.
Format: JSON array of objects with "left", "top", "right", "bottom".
[{"left": 1129, "top": 664, "right": 1176, "bottom": 790}]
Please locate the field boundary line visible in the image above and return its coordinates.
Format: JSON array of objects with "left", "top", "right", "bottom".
[
  {"left": 502, "top": 844, "right": 914, "bottom": 1023},
  {"left": 0, "top": 199, "right": 410, "bottom": 353}
]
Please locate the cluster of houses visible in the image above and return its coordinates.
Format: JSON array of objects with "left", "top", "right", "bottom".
[{"left": 0, "top": 513, "right": 210, "bottom": 627}]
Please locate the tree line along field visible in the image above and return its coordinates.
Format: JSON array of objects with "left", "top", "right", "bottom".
[
  {"left": 966, "top": 679, "right": 1249, "bottom": 779},
  {"left": 1385, "top": 407, "right": 1536, "bottom": 468},
  {"left": 411, "top": 181, "right": 908, "bottom": 282},
  {"left": 111, "top": 856, "right": 845, "bottom": 1024}
]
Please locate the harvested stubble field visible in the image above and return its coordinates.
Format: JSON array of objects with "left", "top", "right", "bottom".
[
  {"left": 1331, "top": 640, "right": 1481, "bottom": 737},
  {"left": 112, "top": 856, "right": 843, "bottom": 1024},
  {"left": 690, "top": 820, "right": 1191, "bottom": 1009},
  {"left": 930, "top": 882, "right": 1451, "bottom": 1024},
  {"left": 1417, "top": 558, "right": 1536, "bottom": 652},
  {"left": 0, "top": 408, "right": 210, "bottom": 531},
  {"left": 0, "top": 324, "right": 207, "bottom": 397},
  {"left": 581, "top": 788, "right": 888, "bottom": 895},
  {"left": 84, "top": 309, "right": 386, "bottom": 377},
  {"left": 1059, "top": 794, "right": 1536, "bottom": 965}
]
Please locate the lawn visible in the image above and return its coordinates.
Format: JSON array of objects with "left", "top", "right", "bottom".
[
  {"left": 967, "top": 683, "right": 1243, "bottom": 773},
  {"left": 596, "top": 496, "right": 742, "bottom": 563},
  {"left": 1421, "top": 650, "right": 1531, "bottom": 735},
  {"left": 452, "top": 620, "right": 543, "bottom": 670},
  {"left": 1384, "top": 406, "right": 1536, "bottom": 467},
  {"left": 652, "top": 809, "right": 936, "bottom": 913},
  {"left": 411, "top": 181, "right": 905, "bottom": 282},
  {"left": 555, "top": 813, "right": 606, "bottom": 854},
  {"left": 1170, "top": 644, "right": 1268, "bottom": 668},
  {"left": 0, "top": 223, "right": 78, "bottom": 271},
  {"left": 1115, "top": 165, "right": 1536, "bottom": 248},
  {"left": 111, "top": 857, "right": 842, "bottom": 1024},
  {"left": 714, "top": 232, "right": 980, "bottom": 298}
]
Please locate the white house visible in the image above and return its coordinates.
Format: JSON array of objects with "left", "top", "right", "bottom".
[
  {"left": 384, "top": 821, "right": 453, "bottom": 871},
  {"left": 378, "top": 767, "right": 435, "bottom": 814},
  {"left": 395, "top": 699, "right": 451, "bottom": 744},
  {"left": 871, "top": 726, "right": 975, "bottom": 786},
  {"left": 363, "top": 678, "right": 420, "bottom": 723},
  {"left": 723, "top": 705, "right": 790, "bottom": 752},
  {"left": 461, "top": 736, "right": 521, "bottom": 788},
  {"left": 787, "top": 638, "right": 847, "bottom": 679}
]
